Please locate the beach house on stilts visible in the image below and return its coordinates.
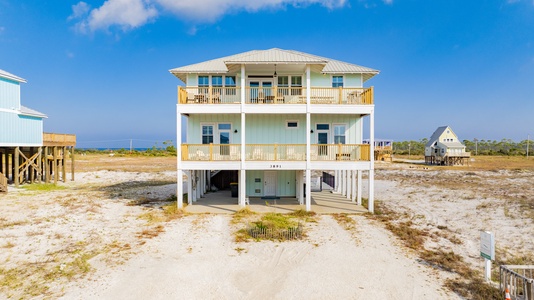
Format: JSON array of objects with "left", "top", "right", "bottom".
[
  {"left": 170, "top": 49, "right": 379, "bottom": 212},
  {"left": 0, "top": 69, "right": 76, "bottom": 192}
]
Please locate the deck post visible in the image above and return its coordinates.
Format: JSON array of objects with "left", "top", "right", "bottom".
[
  {"left": 44, "top": 147, "right": 49, "bottom": 183},
  {"left": 346, "top": 170, "right": 351, "bottom": 200},
  {"left": 14, "top": 147, "right": 19, "bottom": 187},
  {"left": 357, "top": 170, "right": 362, "bottom": 205},
  {"left": 240, "top": 64, "right": 246, "bottom": 207},
  {"left": 71, "top": 146, "right": 75, "bottom": 181},
  {"left": 177, "top": 169, "right": 183, "bottom": 208},
  {"left": 340, "top": 170, "right": 345, "bottom": 196},
  {"left": 351, "top": 170, "right": 356, "bottom": 203},
  {"left": 176, "top": 103, "right": 183, "bottom": 208},
  {"left": 62, "top": 147, "right": 66, "bottom": 182},
  {"left": 187, "top": 170, "right": 193, "bottom": 205},
  {"left": 29, "top": 147, "right": 34, "bottom": 183},
  {"left": 37, "top": 148, "right": 42, "bottom": 183},
  {"left": 53, "top": 146, "right": 58, "bottom": 184}
]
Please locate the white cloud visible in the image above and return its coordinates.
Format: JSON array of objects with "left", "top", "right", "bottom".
[
  {"left": 72, "top": 0, "right": 157, "bottom": 33},
  {"left": 68, "top": 2, "right": 90, "bottom": 21},
  {"left": 382, "top": 0, "right": 393, "bottom": 4},
  {"left": 71, "top": 0, "right": 347, "bottom": 33},
  {"left": 156, "top": 0, "right": 347, "bottom": 22}
]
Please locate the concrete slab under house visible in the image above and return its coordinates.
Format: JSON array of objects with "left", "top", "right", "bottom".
[{"left": 170, "top": 48, "right": 379, "bottom": 213}]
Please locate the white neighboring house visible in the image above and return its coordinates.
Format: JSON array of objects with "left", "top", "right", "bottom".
[
  {"left": 424, "top": 126, "right": 470, "bottom": 165},
  {"left": 170, "top": 48, "right": 379, "bottom": 212}
]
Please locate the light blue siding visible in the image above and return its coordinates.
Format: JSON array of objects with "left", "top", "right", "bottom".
[
  {"left": 345, "top": 74, "right": 363, "bottom": 87},
  {"left": 0, "top": 111, "right": 43, "bottom": 145},
  {"left": 310, "top": 72, "right": 331, "bottom": 87},
  {"left": 245, "top": 114, "right": 306, "bottom": 144},
  {"left": 187, "top": 114, "right": 241, "bottom": 144},
  {"left": 0, "top": 77, "right": 21, "bottom": 110},
  {"left": 246, "top": 170, "right": 296, "bottom": 197}
]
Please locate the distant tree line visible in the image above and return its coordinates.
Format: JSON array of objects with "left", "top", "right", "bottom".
[{"left": 393, "top": 138, "right": 533, "bottom": 156}]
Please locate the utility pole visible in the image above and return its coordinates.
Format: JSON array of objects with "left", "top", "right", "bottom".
[
  {"left": 130, "top": 139, "right": 133, "bottom": 153},
  {"left": 408, "top": 142, "right": 411, "bottom": 158},
  {"left": 474, "top": 138, "right": 478, "bottom": 156}
]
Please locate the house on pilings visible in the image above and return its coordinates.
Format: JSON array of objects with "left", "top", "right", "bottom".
[
  {"left": 0, "top": 69, "right": 76, "bottom": 192},
  {"left": 170, "top": 48, "right": 379, "bottom": 213},
  {"left": 424, "top": 126, "right": 470, "bottom": 166}
]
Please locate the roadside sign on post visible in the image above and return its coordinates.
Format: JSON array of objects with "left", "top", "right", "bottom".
[
  {"left": 480, "top": 231, "right": 495, "bottom": 282},
  {"left": 480, "top": 231, "right": 495, "bottom": 260}
]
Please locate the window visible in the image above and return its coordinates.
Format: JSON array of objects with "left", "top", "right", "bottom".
[
  {"left": 202, "top": 125, "right": 213, "bottom": 144},
  {"left": 225, "top": 76, "right": 236, "bottom": 86},
  {"left": 291, "top": 76, "right": 302, "bottom": 87},
  {"left": 218, "top": 123, "right": 231, "bottom": 130},
  {"left": 291, "top": 76, "right": 302, "bottom": 95},
  {"left": 212, "top": 76, "right": 223, "bottom": 87},
  {"left": 278, "top": 76, "right": 289, "bottom": 87},
  {"left": 198, "top": 76, "right": 209, "bottom": 87},
  {"left": 286, "top": 121, "right": 299, "bottom": 129},
  {"left": 334, "top": 125, "right": 346, "bottom": 144},
  {"left": 225, "top": 76, "right": 236, "bottom": 95},
  {"left": 332, "top": 76, "right": 344, "bottom": 88},
  {"left": 316, "top": 124, "right": 329, "bottom": 130}
]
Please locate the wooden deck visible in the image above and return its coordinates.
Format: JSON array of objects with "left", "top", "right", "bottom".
[
  {"left": 178, "top": 86, "right": 374, "bottom": 105},
  {"left": 43, "top": 133, "right": 76, "bottom": 146},
  {"left": 181, "top": 144, "right": 371, "bottom": 162}
]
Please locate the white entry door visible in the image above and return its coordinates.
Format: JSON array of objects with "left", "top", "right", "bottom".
[{"left": 264, "top": 171, "right": 277, "bottom": 197}]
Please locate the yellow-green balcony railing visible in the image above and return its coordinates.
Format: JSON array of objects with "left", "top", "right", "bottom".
[
  {"left": 181, "top": 144, "right": 370, "bottom": 162},
  {"left": 178, "top": 86, "right": 374, "bottom": 105}
]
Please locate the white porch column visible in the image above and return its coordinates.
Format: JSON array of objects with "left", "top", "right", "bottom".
[
  {"left": 194, "top": 171, "right": 200, "bottom": 202},
  {"left": 299, "top": 171, "right": 304, "bottom": 205},
  {"left": 333, "top": 170, "right": 339, "bottom": 193},
  {"left": 239, "top": 170, "right": 246, "bottom": 207},
  {"left": 305, "top": 65, "right": 311, "bottom": 211},
  {"left": 368, "top": 109, "right": 375, "bottom": 213},
  {"left": 357, "top": 170, "right": 362, "bottom": 205},
  {"left": 340, "top": 170, "right": 347, "bottom": 196},
  {"left": 348, "top": 170, "right": 351, "bottom": 198},
  {"left": 187, "top": 170, "right": 193, "bottom": 205},
  {"left": 239, "top": 64, "right": 246, "bottom": 207},
  {"left": 351, "top": 170, "right": 356, "bottom": 203},
  {"left": 200, "top": 170, "right": 204, "bottom": 197},
  {"left": 176, "top": 105, "right": 183, "bottom": 208},
  {"left": 305, "top": 169, "right": 311, "bottom": 211}
]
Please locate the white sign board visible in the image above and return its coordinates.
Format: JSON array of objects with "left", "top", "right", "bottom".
[{"left": 480, "top": 231, "right": 495, "bottom": 260}]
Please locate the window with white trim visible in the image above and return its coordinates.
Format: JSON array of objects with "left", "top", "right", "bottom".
[
  {"left": 334, "top": 124, "right": 346, "bottom": 144},
  {"left": 332, "top": 76, "right": 344, "bottom": 88},
  {"left": 286, "top": 121, "right": 299, "bottom": 129}
]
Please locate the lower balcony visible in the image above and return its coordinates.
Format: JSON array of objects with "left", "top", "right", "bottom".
[{"left": 181, "top": 144, "right": 370, "bottom": 162}]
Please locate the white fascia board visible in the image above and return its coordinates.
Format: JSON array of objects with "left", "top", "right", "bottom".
[
  {"left": 178, "top": 104, "right": 241, "bottom": 114},
  {"left": 181, "top": 161, "right": 241, "bottom": 170},
  {"left": 244, "top": 105, "right": 306, "bottom": 114},
  {"left": 309, "top": 105, "right": 374, "bottom": 115},
  {"left": 311, "top": 161, "right": 371, "bottom": 170},
  {"left": 0, "top": 142, "right": 43, "bottom": 147},
  {"left": 245, "top": 161, "right": 306, "bottom": 170}
]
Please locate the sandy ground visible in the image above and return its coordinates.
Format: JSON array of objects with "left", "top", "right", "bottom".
[{"left": 1, "top": 155, "right": 532, "bottom": 299}]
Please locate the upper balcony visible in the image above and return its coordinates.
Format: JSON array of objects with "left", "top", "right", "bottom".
[
  {"left": 178, "top": 86, "right": 374, "bottom": 105},
  {"left": 181, "top": 144, "right": 371, "bottom": 162}
]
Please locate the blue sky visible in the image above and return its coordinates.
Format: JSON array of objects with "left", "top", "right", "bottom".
[{"left": 1, "top": 0, "right": 533, "bottom": 148}]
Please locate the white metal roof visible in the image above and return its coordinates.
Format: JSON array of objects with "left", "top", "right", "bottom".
[
  {"left": 20, "top": 106, "right": 47, "bottom": 118},
  {"left": 170, "top": 48, "right": 379, "bottom": 83},
  {"left": 0, "top": 69, "right": 26, "bottom": 83}
]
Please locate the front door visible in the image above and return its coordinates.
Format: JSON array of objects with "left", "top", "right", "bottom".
[
  {"left": 218, "top": 123, "right": 231, "bottom": 156},
  {"left": 264, "top": 171, "right": 277, "bottom": 197},
  {"left": 317, "top": 124, "right": 330, "bottom": 156}
]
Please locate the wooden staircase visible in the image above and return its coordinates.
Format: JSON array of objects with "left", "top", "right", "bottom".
[{"left": 0, "top": 172, "right": 7, "bottom": 193}]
